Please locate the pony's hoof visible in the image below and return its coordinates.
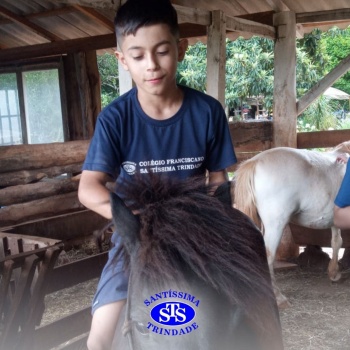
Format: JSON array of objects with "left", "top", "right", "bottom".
[
  {"left": 277, "top": 299, "right": 291, "bottom": 309},
  {"left": 329, "top": 272, "right": 342, "bottom": 282},
  {"left": 275, "top": 292, "right": 291, "bottom": 309},
  {"left": 328, "top": 264, "right": 342, "bottom": 281}
]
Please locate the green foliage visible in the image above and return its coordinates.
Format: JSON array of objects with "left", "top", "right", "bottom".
[
  {"left": 322, "top": 27, "right": 350, "bottom": 94},
  {"left": 225, "top": 37, "right": 275, "bottom": 109},
  {"left": 298, "top": 95, "right": 338, "bottom": 131},
  {"left": 97, "top": 53, "right": 120, "bottom": 107},
  {"left": 0, "top": 73, "right": 17, "bottom": 89},
  {"left": 176, "top": 34, "right": 325, "bottom": 113},
  {"left": 176, "top": 42, "right": 207, "bottom": 92}
]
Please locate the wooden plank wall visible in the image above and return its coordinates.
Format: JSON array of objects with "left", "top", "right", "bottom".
[{"left": 0, "top": 141, "right": 88, "bottom": 228}]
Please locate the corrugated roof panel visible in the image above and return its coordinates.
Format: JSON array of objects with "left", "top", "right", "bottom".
[
  {"left": 60, "top": 12, "right": 113, "bottom": 36},
  {"left": 0, "top": 0, "right": 350, "bottom": 53},
  {"left": 0, "top": 23, "right": 49, "bottom": 47},
  {"left": 31, "top": 15, "right": 89, "bottom": 40}
]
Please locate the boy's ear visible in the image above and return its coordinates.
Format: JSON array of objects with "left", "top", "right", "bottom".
[
  {"left": 177, "top": 39, "right": 188, "bottom": 62},
  {"left": 115, "top": 50, "right": 129, "bottom": 71}
]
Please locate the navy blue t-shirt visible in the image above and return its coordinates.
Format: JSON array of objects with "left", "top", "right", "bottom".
[{"left": 83, "top": 85, "right": 237, "bottom": 187}]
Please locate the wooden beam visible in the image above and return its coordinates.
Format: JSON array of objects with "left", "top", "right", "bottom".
[
  {"left": 264, "top": 0, "right": 289, "bottom": 12},
  {"left": 72, "top": 5, "right": 114, "bottom": 32},
  {"left": 52, "top": 0, "right": 118, "bottom": 10},
  {"left": 207, "top": 10, "right": 226, "bottom": 108},
  {"left": 297, "top": 129, "right": 350, "bottom": 149},
  {"left": 226, "top": 15, "right": 275, "bottom": 39},
  {"left": 297, "top": 9, "right": 350, "bottom": 24},
  {"left": 173, "top": 4, "right": 211, "bottom": 26},
  {"left": 0, "top": 163, "right": 83, "bottom": 187},
  {"left": 0, "top": 179, "right": 79, "bottom": 206},
  {"left": 0, "top": 140, "right": 89, "bottom": 173},
  {"left": 0, "top": 192, "right": 84, "bottom": 227},
  {"left": 179, "top": 23, "right": 207, "bottom": 39},
  {"left": 0, "top": 5, "right": 62, "bottom": 42},
  {"left": 0, "top": 33, "right": 116, "bottom": 63},
  {"left": 297, "top": 52, "right": 350, "bottom": 115},
  {"left": 302, "top": 19, "right": 350, "bottom": 28},
  {"left": 172, "top": 0, "right": 246, "bottom": 18}
]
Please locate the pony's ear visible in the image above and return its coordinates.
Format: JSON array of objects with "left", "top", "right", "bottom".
[
  {"left": 110, "top": 192, "right": 140, "bottom": 254},
  {"left": 213, "top": 181, "right": 233, "bottom": 207}
]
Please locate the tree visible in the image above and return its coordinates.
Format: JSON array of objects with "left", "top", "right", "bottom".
[
  {"left": 322, "top": 27, "right": 350, "bottom": 94},
  {"left": 177, "top": 35, "right": 322, "bottom": 114},
  {"left": 97, "top": 53, "right": 120, "bottom": 107}
]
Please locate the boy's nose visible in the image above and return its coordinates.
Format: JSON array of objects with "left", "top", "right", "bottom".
[{"left": 147, "top": 54, "right": 159, "bottom": 70}]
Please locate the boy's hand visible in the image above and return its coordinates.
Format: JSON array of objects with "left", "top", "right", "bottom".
[{"left": 336, "top": 153, "right": 349, "bottom": 164}]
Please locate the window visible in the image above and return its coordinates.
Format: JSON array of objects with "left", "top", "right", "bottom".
[
  {"left": 0, "top": 73, "right": 22, "bottom": 145},
  {"left": 0, "top": 62, "right": 66, "bottom": 146}
]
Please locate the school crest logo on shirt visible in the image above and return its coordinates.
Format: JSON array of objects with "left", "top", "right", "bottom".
[{"left": 122, "top": 161, "right": 137, "bottom": 175}]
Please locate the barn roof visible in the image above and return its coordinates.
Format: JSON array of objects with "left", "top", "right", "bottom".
[{"left": 0, "top": 0, "right": 350, "bottom": 63}]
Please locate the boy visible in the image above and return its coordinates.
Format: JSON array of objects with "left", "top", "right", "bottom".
[
  {"left": 78, "top": 0, "right": 237, "bottom": 348},
  {"left": 334, "top": 154, "right": 350, "bottom": 229}
]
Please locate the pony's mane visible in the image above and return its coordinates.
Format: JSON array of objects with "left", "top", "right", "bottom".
[{"left": 118, "top": 175, "right": 277, "bottom": 324}]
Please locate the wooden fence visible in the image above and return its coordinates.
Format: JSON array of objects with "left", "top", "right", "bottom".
[{"left": 0, "top": 210, "right": 109, "bottom": 350}]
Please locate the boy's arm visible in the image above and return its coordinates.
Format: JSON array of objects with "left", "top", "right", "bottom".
[
  {"left": 208, "top": 169, "right": 228, "bottom": 185},
  {"left": 333, "top": 159, "right": 350, "bottom": 229},
  {"left": 333, "top": 205, "right": 350, "bottom": 230},
  {"left": 78, "top": 170, "right": 113, "bottom": 219}
]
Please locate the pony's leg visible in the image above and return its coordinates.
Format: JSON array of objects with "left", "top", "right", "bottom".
[
  {"left": 328, "top": 227, "right": 343, "bottom": 281},
  {"left": 262, "top": 221, "right": 291, "bottom": 308}
]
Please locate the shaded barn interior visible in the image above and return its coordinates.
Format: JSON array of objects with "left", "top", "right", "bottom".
[{"left": 1, "top": 0, "right": 350, "bottom": 348}]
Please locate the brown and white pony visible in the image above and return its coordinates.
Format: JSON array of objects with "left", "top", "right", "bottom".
[{"left": 234, "top": 141, "right": 350, "bottom": 306}]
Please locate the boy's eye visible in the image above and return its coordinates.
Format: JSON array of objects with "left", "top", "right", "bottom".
[
  {"left": 132, "top": 56, "right": 143, "bottom": 60},
  {"left": 157, "top": 50, "right": 168, "bottom": 55}
]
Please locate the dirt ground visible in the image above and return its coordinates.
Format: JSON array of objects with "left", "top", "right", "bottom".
[
  {"left": 42, "top": 249, "right": 350, "bottom": 350},
  {"left": 276, "top": 266, "right": 350, "bottom": 350}
]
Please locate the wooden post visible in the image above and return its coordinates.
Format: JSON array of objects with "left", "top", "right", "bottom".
[
  {"left": 273, "top": 12, "right": 299, "bottom": 260},
  {"left": 207, "top": 10, "right": 226, "bottom": 109},
  {"left": 64, "top": 52, "right": 101, "bottom": 140},
  {"left": 273, "top": 11, "right": 297, "bottom": 148},
  {"left": 74, "top": 51, "right": 101, "bottom": 139},
  {"left": 118, "top": 60, "right": 133, "bottom": 95}
]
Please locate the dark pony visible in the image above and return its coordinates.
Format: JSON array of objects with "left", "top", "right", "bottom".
[{"left": 112, "top": 175, "right": 283, "bottom": 349}]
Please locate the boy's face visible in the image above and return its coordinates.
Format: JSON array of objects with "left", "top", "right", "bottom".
[{"left": 115, "top": 24, "right": 188, "bottom": 97}]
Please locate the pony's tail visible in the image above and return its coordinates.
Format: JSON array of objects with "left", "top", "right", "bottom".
[{"left": 233, "top": 159, "right": 261, "bottom": 228}]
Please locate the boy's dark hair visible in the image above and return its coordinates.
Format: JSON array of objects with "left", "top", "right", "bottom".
[{"left": 114, "top": 0, "right": 179, "bottom": 44}]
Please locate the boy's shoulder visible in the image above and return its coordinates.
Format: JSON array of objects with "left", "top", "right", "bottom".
[
  {"left": 181, "top": 85, "right": 221, "bottom": 106},
  {"left": 182, "top": 85, "right": 218, "bottom": 102},
  {"left": 181, "top": 85, "right": 224, "bottom": 111}
]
